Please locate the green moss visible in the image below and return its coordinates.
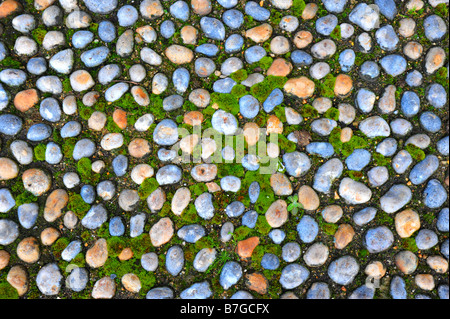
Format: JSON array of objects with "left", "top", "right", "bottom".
[
  {"left": 358, "top": 249, "right": 369, "bottom": 261},
  {"left": 348, "top": 171, "right": 364, "bottom": 181},
  {"left": 195, "top": 236, "right": 219, "bottom": 250},
  {"left": 372, "top": 153, "right": 391, "bottom": 166},
  {"left": 277, "top": 134, "right": 297, "bottom": 153},
  {"left": 300, "top": 104, "right": 319, "bottom": 119},
  {"left": 62, "top": 138, "right": 77, "bottom": 158},
  {"left": 401, "top": 237, "right": 418, "bottom": 253},
  {"left": 210, "top": 92, "right": 240, "bottom": 115},
  {"left": 0, "top": 282, "right": 19, "bottom": 299},
  {"left": 316, "top": 74, "right": 336, "bottom": 98},
  {"left": 89, "top": 22, "right": 99, "bottom": 33},
  {"left": 435, "top": 67, "right": 449, "bottom": 90},
  {"left": 436, "top": 3, "right": 449, "bottom": 18},
  {"left": 422, "top": 212, "right": 435, "bottom": 225},
  {"left": 324, "top": 107, "right": 340, "bottom": 121},
  {"left": 330, "top": 25, "right": 341, "bottom": 41},
  {"left": 107, "top": 237, "right": 128, "bottom": 257},
  {"left": 233, "top": 226, "right": 253, "bottom": 241},
  {"left": 67, "top": 193, "right": 91, "bottom": 219},
  {"left": 52, "top": 238, "right": 70, "bottom": 259},
  {"left": 291, "top": 0, "right": 306, "bottom": 15},
  {"left": 255, "top": 56, "right": 273, "bottom": 71},
  {"left": 14, "top": 191, "right": 38, "bottom": 207},
  {"left": 255, "top": 215, "right": 271, "bottom": 236},
  {"left": 34, "top": 144, "right": 46, "bottom": 161},
  {"left": 78, "top": 103, "right": 94, "bottom": 121},
  {"left": 322, "top": 222, "right": 339, "bottom": 236},
  {"left": 138, "top": 178, "right": 159, "bottom": 199},
  {"left": 241, "top": 171, "right": 275, "bottom": 215},
  {"left": 32, "top": 27, "right": 47, "bottom": 45},
  {"left": 230, "top": 69, "right": 248, "bottom": 83},
  {"left": 405, "top": 144, "right": 426, "bottom": 161},
  {"left": 230, "top": 84, "right": 248, "bottom": 98},
  {"left": 329, "top": 128, "right": 369, "bottom": 158},
  {"left": 250, "top": 246, "right": 265, "bottom": 270},
  {"left": 189, "top": 183, "right": 208, "bottom": 196},
  {"left": 217, "top": 163, "right": 246, "bottom": 178},
  {"left": 377, "top": 211, "right": 394, "bottom": 226},
  {"left": 77, "top": 157, "right": 99, "bottom": 184},
  {"left": 250, "top": 76, "right": 288, "bottom": 103},
  {"left": 0, "top": 56, "right": 22, "bottom": 68}
]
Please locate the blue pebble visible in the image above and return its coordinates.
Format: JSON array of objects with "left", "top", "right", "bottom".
[
  {"left": 0, "top": 114, "right": 22, "bottom": 136},
  {"left": 426, "top": 83, "right": 447, "bottom": 108},
  {"left": 160, "top": 20, "right": 176, "bottom": 39},
  {"left": 213, "top": 78, "right": 236, "bottom": 93},
  {"left": 245, "top": 1, "right": 270, "bottom": 21},
  {"left": 98, "top": 21, "right": 116, "bottom": 43},
  {"left": 356, "top": 88, "right": 376, "bottom": 113},
  {"left": 376, "top": 138, "right": 398, "bottom": 157},
  {"left": 72, "top": 139, "right": 96, "bottom": 160},
  {"left": 17, "top": 203, "right": 38, "bottom": 229},
  {"left": 196, "top": 44, "right": 219, "bottom": 57},
  {"left": 40, "top": 98, "right": 61, "bottom": 122},
  {"left": 242, "top": 155, "right": 260, "bottom": 171},
  {"left": 225, "top": 34, "right": 244, "bottom": 53},
  {"left": 306, "top": 142, "right": 335, "bottom": 158},
  {"left": 130, "top": 213, "right": 146, "bottom": 238},
  {"left": 360, "top": 61, "right": 380, "bottom": 80},
  {"left": 291, "top": 50, "right": 313, "bottom": 66},
  {"left": 263, "top": 88, "right": 283, "bottom": 113},
  {"left": 220, "top": 261, "right": 242, "bottom": 289},
  {"left": 177, "top": 224, "right": 206, "bottom": 243},
  {"left": 172, "top": 68, "right": 190, "bottom": 93},
  {"left": 390, "top": 119, "right": 412, "bottom": 136},
  {"left": 353, "top": 207, "right": 377, "bottom": 226},
  {"left": 80, "top": 185, "right": 96, "bottom": 204},
  {"left": 80, "top": 47, "right": 110, "bottom": 68},
  {"left": 45, "top": 142, "right": 62, "bottom": 164},
  {"left": 316, "top": 14, "right": 338, "bottom": 36},
  {"left": 27, "top": 57, "right": 47, "bottom": 75},
  {"left": 217, "top": 0, "right": 238, "bottom": 9},
  {"left": 405, "top": 70, "right": 423, "bottom": 87},
  {"left": 244, "top": 45, "right": 266, "bottom": 64},
  {"left": 380, "top": 54, "right": 407, "bottom": 77},
  {"left": 437, "top": 136, "right": 449, "bottom": 156},
  {"left": 0, "top": 41, "right": 7, "bottom": 61},
  {"left": 282, "top": 242, "right": 301, "bottom": 262},
  {"left": 401, "top": 91, "right": 421, "bottom": 117},
  {"left": 81, "top": 204, "right": 108, "bottom": 230},
  {"left": 297, "top": 215, "right": 319, "bottom": 243},
  {"left": 146, "top": 287, "right": 174, "bottom": 299},
  {"left": 239, "top": 95, "right": 260, "bottom": 119},
  {"left": 269, "top": 229, "right": 285, "bottom": 244},
  {"left": 416, "top": 229, "right": 439, "bottom": 250},
  {"left": 345, "top": 149, "right": 371, "bottom": 171},
  {"left": 61, "top": 240, "right": 82, "bottom": 261},
  {"left": 339, "top": 49, "right": 355, "bottom": 72},
  {"left": 437, "top": 208, "right": 449, "bottom": 233},
  {"left": 180, "top": 281, "right": 212, "bottom": 299},
  {"left": 242, "top": 210, "right": 258, "bottom": 229},
  {"left": 390, "top": 276, "right": 407, "bottom": 299},
  {"left": 225, "top": 201, "right": 245, "bottom": 218},
  {"left": 375, "top": 25, "right": 399, "bottom": 51},
  {"left": 60, "top": 121, "right": 81, "bottom": 138},
  {"left": 261, "top": 253, "right": 280, "bottom": 270},
  {"left": 307, "top": 282, "right": 330, "bottom": 299},
  {"left": 424, "top": 15, "right": 447, "bottom": 41},
  {"left": 170, "top": 1, "right": 190, "bottom": 21},
  {"left": 442, "top": 239, "right": 449, "bottom": 259},
  {"left": 375, "top": 0, "right": 397, "bottom": 20},
  {"left": 222, "top": 9, "right": 244, "bottom": 29},
  {"left": 117, "top": 5, "right": 139, "bottom": 27},
  {"left": 112, "top": 154, "right": 128, "bottom": 177},
  {"left": 0, "top": 69, "right": 26, "bottom": 86},
  {"left": 72, "top": 30, "right": 94, "bottom": 49},
  {"left": 200, "top": 17, "right": 226, "bottom": 41},
  {"left": 420, "top": 111, "right": 441, "bottom": 133},
  {"left": 163, "top": 94, "right": 184, "bottom": 112},
  {"left": 322, "top": 0, "right": 347, "bottom": 13},
  {"left": 349, "top": 285, "right": 375, "bottom": 299},
  {"left": 423, "top": 179, "right": 447, "bottom": 209},
  {"left": 365, "top": 226, "right": 394, "bottom": 253},
  {"left": 27, "top": 123, "right": 52, "bottom": 141},
  {"left": 409, "top": 155, "right": 439, "bottom": 185},
  {"left": 166, "top": 245, "right": 184, "bottom": 276},
  {"left": 249, "top": 181, "right": 260, "bottom": 204},
  {"left": 439, "top": 285, "right": 449, "bottom": 299}
]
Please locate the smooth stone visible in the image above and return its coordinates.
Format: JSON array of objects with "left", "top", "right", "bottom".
[
  {"left": 313, "top": 158, "right": 344, "bottom": 193},
  {"left": 380, "top": 184, "right": 412, "bottom": 213},
  {"left": 409, "top": 155, "right": 439, "bottom": 185},
  {"left": 81, "top": 205, "right": 108, "bottom": 230},
  {"left": 328, "top": 256, "right": 359, "bottom": 285},
  {"left": 280, "top": 264, "right": 309, "bottom": 289}
]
